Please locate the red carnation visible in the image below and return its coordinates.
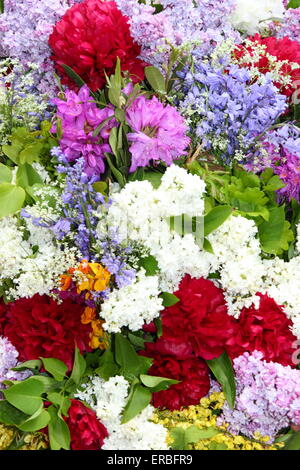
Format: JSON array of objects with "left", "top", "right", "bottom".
[
  {"left": 160, "top": 275, "right": 237, "bottom": 360},
  {"left": 0, "top": 294, "right": 92, "bottom": 371},
  {"left": 228, "top": 294, "right": 297, "bottom": 367},
  {"left": 49, "top": 0, "right": 146, "bottom": 92},
  {"left": 146, "top": 355, "right": 210, "bottom": 411},
  {"left": 234, "top": 35, "right": 300, "bottom": 99},
  {"left": 66, "top": 400, "right": 108, "bottom": 450}
]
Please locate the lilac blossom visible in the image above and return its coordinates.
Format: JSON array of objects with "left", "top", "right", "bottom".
[
  {"left": 126, "top": 95, "right": 190, "bottom": 172},
  {"left": 116, "top": 0, "right": 240, "bottom": 65},
  {"left": 219, "top": 351, "right": 300, "bottom": 442},
  {"left": 246, "top": 124, "right": 300, "bottom": 202},
  {"left": 177, "top": 61, "right": 287, "bottom": 164},
  {"left": 0, "top": 336, "right": 31, "bottom": 391},
  {"left": 271, "top": 7, "right": 300, "bottom": 43},
  {"left": 52, "top": 85, "right": 116, "bottom": 176}
]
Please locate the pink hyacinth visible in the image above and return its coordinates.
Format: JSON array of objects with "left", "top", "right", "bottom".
[
  {"left": 125, "top": 95, "right": 190, "bottom": 172},
  {"left": 52, "top": 85, "right": 116, "bottom": 176}
]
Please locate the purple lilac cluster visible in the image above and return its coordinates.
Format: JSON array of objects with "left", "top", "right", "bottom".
[
  {"left": 0, "top": 336, "right": 31, "bottom": 391},
  {"left": 219, "top": 351, "right": 300, "bottom": 442},
  {"left": 177, "top": 62, "right": 287, "bottom": 164},
  {"left": 271, "top": 7, "right": 300, "bottom": 43},
  {"left": 126, "top": 95, "right": 190, "bottom": 172},
  {"left": 116, "top": 0, "right": 240, "bottom": 66},
  {"left": 0, "top": 0, "right": 79, "bottom": 94},
  {"left": 52, "top": 85, "right": 116, "bottom": 176},
  {"left": 247, "top": 124, "right": 300, "bottom": 202}
]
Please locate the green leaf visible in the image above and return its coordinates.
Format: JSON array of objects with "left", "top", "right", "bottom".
[
  {"left": 206, "top": 352, "right": 236, "bottom": 409},
  {"left": 0, "top": 163, "right": 12, "bottom": 183},
  {"left": 160, "top": 292, "right": 180, "bottom": 307},
  {"left": 0, "top": 183, "right": 25, "bottom": 218},
  {"left": 138, "top": 255, "right": 159, "bottom": 276},
  {"left": 18, "top": 409, "right": 50, "bottom": 432},
  {"left": 92, "top": 181, "right": 108, "bottom": 195},
  {"left": 203, "top": 238, "right": 214, "bottom": 254},
  {"left": 105, "top": 153, "right": 126, "bottom": 187},
  {"left": 121, "top": 384, "right": 151, "bottom": 424},
  {"left": 16, "top": 163, "right": 43, "bottom": 190},
  {"left": 154, "top": 317, "right": 163, "bottom": 338},
  {"left": 0, "top": 401, "right": 30, "bottom": 426},
  {"left": 61, "top": 64, "right": 86, "bottom": 90},
  {"left": 143, "top": 171, "right": 163, "bottom": 189},
  {"left": 264, "top": 175, "right": 285, "bottom": 192},
  {"left": 204, "top": 205, "right": 232, "bottom": 236},
  {"left": 19, "top": 143, "right": 43, "bottom": 164},
  {"left": 258, "top": 206, "right": 294, "bottom": 255},
  {"left": 95, "top": 347, "right": 120, "bottom": 381},
  {"left": 145, "top": 66, "right": 166, "bottom": 93},
  {"left": 40, "top": 357, "right": 68, "bottom": 381},
  {"left": 170, "top": 426, "right": 220, "bottom": 450},
  {"left": 115, "top": 333, "right": 142, "bottom": 376},
  {"left": 287, "top": 0, "right": 300, "bottom": 8},
  {"left": 70, "top": 346, "right": 86, "bottom": 385},
  {"left": 2, "top": 142, "right": 24, "bottom": 164},
  {"left": 128, "top": 333, "right": 146, "bottom": 348},
  {"left": 48, "top": 405, "right": 70, "bottom": 450},
  {"left": 140, "top": 374, "right": 179, "bottom": 392},
  {"left": 47, "top": 393, "right": 71, "bottom": 418},
  {"left": 3, "top": 377, "right": 44, "bottom": 415},
  {"left": 285, "top": 430, "right": 300, "bottom": 450},
  {"left": 11, "top": 359, "right": 42, "bottom": 372}
]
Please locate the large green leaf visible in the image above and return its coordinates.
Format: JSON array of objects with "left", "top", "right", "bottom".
[
  {"left": 287, "top": 0, "right": 300, "bottom": 8},
  {"left": 206, "top": 352, "right": 236, "bottom": 409},
  {"left": 258, "top": 206, "right": 294, "bottom": 255},
  {"left": 170, "top": 426, "right": 220, "bottom": 450},
  {"left": 204, "top": 205, "right": 232, "bottom": 236},
  {"left": 48, "top": 405, "right": 70, "bottom": 450},
  {"left": 0, "top": 163, "right": 12, "bottom": 183},
  {"left": 69, "top": 346, "right": 86, "bottom": 385},
  {"left": 0, "top": 183, "right": 25, "bottom": 218},
  {"left": 95, "top": 347, "right": 120, "bottom": 381},
  {"left": 140, "top": 374, "right": 179, "bottom": 392},
  {"left": 18, "top": 409, "right": 50, "bottom": 432},
  {"left": 145, "top": 66, "right": 166, "bottom": 94},
  {"left": 285, "top": 430, "right": 300, "bottom": 450},
  {"left": 121, "top": 384, "right": 151, "bottom": 424},
  {"left": 138, "top": 255, "right": 159, "bottom": 276},
  {"left": 160, "top": 292, "right": 180, "bottom": 307},
  {"left": 115, "top": 333, "right": 144, "bottom": 376},
  {"left": 3, "top": 377, "right": 44, "bottom": 415},
  {"left": 0, "top": 401, "right": 30, "bottom": 426},
  {"left": 40, "top": 357, "right": 68, "bottom": 382},
  {"left": 16, "top": 163, "right": 43, "bottom": 190}
]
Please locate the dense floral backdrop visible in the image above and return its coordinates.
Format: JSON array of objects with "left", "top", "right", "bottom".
[{"left": 0, "top": 0, "right": 300, "bottom": 451}]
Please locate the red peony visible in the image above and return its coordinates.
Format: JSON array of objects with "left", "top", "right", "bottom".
[
  {"left": 160, "top": 275, "right": 237, "bottom": 360},
  {"left": 227, "top": 294, "right": 297, "bottom": 367},
  {"left": 49, "top": 0, "right": 146, "bottom": 92},
  {"left": 146, "top": 355, "right": 210, "bottom": 411},
  {"left": 66, "top": 400, "right": 108, "bottom": 450},
  {"left": 234, "top": 35, "right": 300, "bottom": 99},
  {"left": 0, "top": 294, "right": 92, "bottom": 371}
]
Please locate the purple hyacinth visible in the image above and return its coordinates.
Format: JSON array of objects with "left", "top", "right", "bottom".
[
  {"left": 219, "top": 351, "right": 300, "bottom": 442},
  {"left": 178, "top": 61, "right": 287, "bottom": 165},
  {"left": 126, "top": 95, "right": 190, "bottom": 172},
  {"left": 0, "top": 336, "right": 31, "bottom": 391},
  {"left": 52, "top": 85, "right": 116, "bottom": 176}
]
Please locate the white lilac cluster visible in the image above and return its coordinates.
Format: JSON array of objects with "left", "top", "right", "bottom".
[
  {"left": 208, "top": 214, "right": 300, "bottom": 338},
  {"left": 0, "top": 211, "right": 80, "bottom": 301},
  {"left": 230, "top": 0, "right": 285, "bottom": 35},
  {"left": 75, "top": 375, "right": 169, "bottom": 450},
  {"left": 100, "top": 269, "right": 163, "bottom": 333},
  {"left": 101, "top": 165, "right": 214, "bottom": 292}
]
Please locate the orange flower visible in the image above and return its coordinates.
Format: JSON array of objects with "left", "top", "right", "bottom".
[
  {"left": 60, "top": 274, "right": 72, "bottom": 291},
  {"left": 81, "top": 306, "right": 96, "bottom": 325},
  {"left": 89, "top": 319, "right": 108, "bottom": 350}
]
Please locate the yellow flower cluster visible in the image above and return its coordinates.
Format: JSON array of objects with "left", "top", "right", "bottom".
[
  {"left": 153, "top": 392, "right": 284, "bottom": 451},
  {"left": 0, "top": 425, "right": 48, "bottom": 450}
]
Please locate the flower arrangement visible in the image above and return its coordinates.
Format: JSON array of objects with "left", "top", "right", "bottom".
[{"left": 1, "top": 0, "right": 300, "bottom": 452}]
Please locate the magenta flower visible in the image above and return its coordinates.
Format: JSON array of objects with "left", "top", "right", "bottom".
[
  {"left": 125, "top": 95, "right": 190, "bottom": 172},
  {"left": 52, "top": 85, "right": 116, "bottom": 176}
]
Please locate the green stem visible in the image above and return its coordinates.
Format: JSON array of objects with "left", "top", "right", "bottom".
[{"left": 0, "top": 1, "right": 4, "bottom": 14}]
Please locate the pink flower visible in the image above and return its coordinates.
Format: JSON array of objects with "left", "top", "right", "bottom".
[
  {"left": 125, "top": 95, "right": 190, "bottom": 172},
  {"left": 52, "top": 85, "right": 116, "bottom": 176}
]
